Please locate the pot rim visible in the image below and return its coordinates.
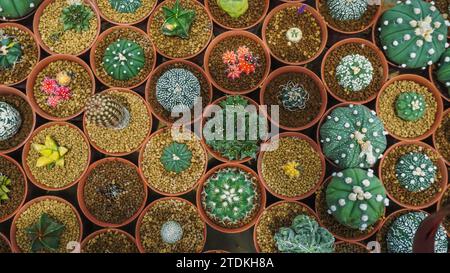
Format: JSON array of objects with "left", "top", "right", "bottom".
[
  {"left": 80, "top": 228, "right": 137, "bottom": 253},
  {"left": 95, "top": 0, "right": 157, "bottom": 26}
]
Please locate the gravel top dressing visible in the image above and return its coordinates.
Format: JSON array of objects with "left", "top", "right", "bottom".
[
  {"left": 83, "top": 229, "right": 138, "bottom": 253},
  {"left": 97, "top": 0, "right": 157, "bottom": 24},
  {"left": 0, "top": 156, "right": 26, "bottom": 220},
  {"left": 207, "top": 0, "right": 267, "bottom": 29},
  {"left": 335, "top": 242, "right": 369, "bottom": 253},
  {"left": 0, "top": 235, "right": 10, "bottom": 253},
  {"left": 434, "top": 111, "right": 450, "bottom": 162},
  {"left": 440, "top": 187, "right": 450, "bottom": 234}
]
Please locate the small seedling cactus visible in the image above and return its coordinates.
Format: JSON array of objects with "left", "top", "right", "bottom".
[
  {"left": 161, "top": 0, "right": 196, "bottom": 39},
  {"left": 386, "top": 211, "right": 448, "bottom": 253},
  {"left": 202, "top": 167, "right": 258, "bottom": 225},
  {"left": 40, "top": 76, "right": 73, "bottom": 108},
  {"left": 326, "top": 0, "right": 367, "bottom": 21},
  {"left": 278, "top": 81, "right": 310, "bottom": 111},
  {"left": 379, "top": 0, "right": 448, "bottom": 69},
  {"left": 222, "top": 46, "right": 260, "bottom": 80},
  {"left": 103, "top": 39, "right": 145, "bottom": 81},
  {"left": 160, "top": 142, "right": 192, "bottom": 174},
  {"left": 32, "top": 135, "right": 69, "bottom": 169},
  {"left": 326, "top": 168, "right": 389, "bottom": 231},
  {"left": 85, "top": 93, "right": 130, "bottom": 130},
  {"left": 109, "top": 0, "right": 142, "bottom": 13},
  {"left": 60, "top": 1, "right": 93, "bottom": 32},
  {"left": 0, "top": 173, "right": 11, "bottom": 202},
  {"left": 436, "top": 48, "right": 450, "bottom": 96},
  {"left": 98, "top": 182, "right": 127, "bottom": 200},
  {"left": 319, "top": 104, "right": 387, "bottom": 169},
  {"left": 217, "top": 0, "right": 248, "bottom": 18},
  {"left": 161, "top": 220, "right": 183, "bottom": 244},
  {"left": 0, "top": 33, "right": 22, "bottom": 69},
  {"left": 336, "top": 54, "right": 374, "bottom": 92},
  {"left": 0, "top": 0, "right": 42, "bottom": 20},
  {"left": 282, "top": 161, "right": 301, "bottom": 179},
  {"left": 395, "top": 92, "right": 426, "bottom": 121},
  {"left": 274, "top": 214, "right": 335, "bottom": 253},
  {"left": 156, "top": 68, "right": 201, "bottom": 112},
  {"left": 286, "top": 27, "right": 302, "bottom": 44},
  {"left": 395, "top": 152, "right": 437, "bottom": 192},
  {"left": 0, "top": 101, "right": 22, "bottom": 142},
  {"left": 25, "top": 213, "right": 65, "bottom": 253}
]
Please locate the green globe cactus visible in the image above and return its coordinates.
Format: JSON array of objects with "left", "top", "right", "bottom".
[
  {"left": 161, "top": 0, "right": 196, "bottom": 39},
  {"left": 0, "top": 173, "right": 11, "bottom": 202},
  {"left": 278, "top": 81, "right": 310, "bottom": 111},
  {"left": 61, "top": 2, "right": 93, "bottom": 32},
  {"left": 326, "top": 0, "right": 368, "bottom": 21},
  {"left": 326, "top": 168, "right": 389, "bottom": 231},
  {"left": 274, "top": 214, "right": 335, "bottom": 253},
  {"left": 0, "top": 33, "right": 23, "bottom": 70},
  {"left": 319, "top": 104, "right": 387, "bottom": 169},
  {"left": 387, "top": 211, "right": 448, "bottom": 253},
  {"left": 0, "top": 0, "right": 42, "bottom": 20},
  {"left": 160, "top": 142, "right": 192, "bottom": 174},
  {"left": 103, "top": 39, "right": 145, "bottom": 81},
  {"left": 160, "top": 220, "right": 183, "bottom": 244},
  {"left": 395, "top": 92, "right": 426, "bottom": 121},
  {"left": 0, "top": 101, "right": 22, "bottom": 142},
  {"left": 156, "top": 68, "right": 201, "bottom": 112},
  {"left": 217, "top": 0, "right": 248, "bottom": 18},
  {"left": 336, "top": 54, "right": 374, "bottom": 92},
  {"left": 379, "top": 0, "right": 448, "bottom": 69},
  {"left": 25, "top": 213, "right": 65, "bottom": 253},
  {"left": 85, "top": 93, "right": 131, "bottom": 130},
  {"left": 436, "top": 48, "right": 450, "bottom": 96},
  {"left": 395, "top": 152, "right": 437, "bottom": 192},
  {"left": 109, "top": 0, "right": 142, "bottom": 13}
]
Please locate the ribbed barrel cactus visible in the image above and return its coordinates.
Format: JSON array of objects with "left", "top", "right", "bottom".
[
  {"left": 109, "top": 0, "right": 142, "bottom": 13},
  {"left": 0, "top": 101, "right": 22, "bottom": 142},
  {"left": 278, "top": 81, "right": 310, "bottom": 111},
  {"left": 319, "top": 104, "right": 387, "bottom": 169},
  {"left": 161, "top": 220, "right": 183, "bottom": 244},
  {"left": 103, "top": 39, "right": 145, "bottom": 81},
  {"left": 217, "top": 0, "right": 248, "bottom": 18},
  {"left": 379, "top": 0, "right": 448, "bottom": 68},
  {"left": 85, "top": 93, "right": 131, "bottom": 130},
  {"left": 0, "top": 0, "right": 42, "bottom": 20},
  {"left": 161, "top": 0, "right": 196, "bottom": 39},
  {"left": 336, "top": 54, "right": 374, "bottom": 92},
  {"left": 326, "top": 168, "right": 389, "bottom": 231},
  {"left": 436, "top": 48, "right": 450, "bottom": 96},
  {"left": 160, "top": 142, "right": 192, "bottom": 174},
  {"left": 0, "top": 34, "right": 22, "bottom": 69},
  {"left": 25, "top": 213, "right": 65, "bottom": 253},
  {"left": 395, "top": 92, "right": 426, "bottom": 121},
  {"left": 326, "top": 0, "right": 368, "bottom": 21},
  {"left": 395, "top": 152, "right": 437, "bottom": 192}
]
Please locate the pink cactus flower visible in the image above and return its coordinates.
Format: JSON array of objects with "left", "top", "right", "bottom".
[
  {"left": 236, "top": 46, "right": 250, "bottom": 58},
  {"left": 41, "top": 77, "right": 58, "bottom": 95},
  {"left": 226, "top": 65, "right": 242, "bottom": 80},
  {"left": 222, "top": 50, "right": 237, "bottom": 65},
  {"left": 47, "top": 96, "right": 61, "bottom": 108},
  {"left": 55, "top": 86, "right": 72, "bottom": 100}
]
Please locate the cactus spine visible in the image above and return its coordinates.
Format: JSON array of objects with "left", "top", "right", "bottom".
[{"left": 85, "top": 93, "right": 130, "bottom": 130}]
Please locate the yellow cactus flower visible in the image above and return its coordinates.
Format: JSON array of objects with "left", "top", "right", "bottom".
[{"left": 282, "top": 161, "right": 300, "bottom": 179}]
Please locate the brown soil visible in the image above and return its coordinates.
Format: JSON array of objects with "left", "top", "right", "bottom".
[
  {"left": 206, "top": 0, "right": 267, "bottom": 29},
  {"left": 434, "top": 111, "right": 450, "bottom": 163}
]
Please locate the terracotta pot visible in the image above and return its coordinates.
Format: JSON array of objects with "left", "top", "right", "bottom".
[
  {"left": 262, "top": 3, "right": 328, "bottom": 66},
  {"left": 10, "top": 195, "right": 83, "bottom": 253},
  {"left": 204, "top": 0, "right": 270, "bottom": 31},
  {"left": 428, "top": 65, "right": 450, "bottom": 103},
  {"left": 316, "top": 0, "right": 381, "bottom": 35},
  {"left": 77, "top": 157, "right": 148, "bottom": 228},
  {"left": 138, "top": 127, "right": 208, "bottom": 197},
  {"left": 260, "top": 66, "right": 327, "bottom": 131},
  {"left": 436, "top": 185, "right": 450, "bottom": 236},
  {"left": 95, "top": 0, "right": 157, "bottom": 26},
  {"left": 0, "top": 23, "right": 40, "bottom": 86},
  {"left": 80, "top": 228, "right": 137, "bottom": 253},
  {"left": 0, "top": 154, "right": 28, "bottom": 223},
  {"left": 253, "top": 200, "right": 316, "bottom": 253},
  {"left": 26, "top": 54, "right": 96, "bottom": 122},
  {"left": 203, "top": 30, "right": 271, "bottom": 95},
  {"left": 21, "top": 121, "right": 91, "bottom": 191},
  {"left": 196, "top": 163, "right": 266, "bottom": 234},
  {"left": 432, "top": 108, "right": 450, "bottom": 166},
  {"left": 321, "top": 38, "right": 389, "bottom": 104},
  {"left": 0, "top": 232, "right": 12, "bottom": 252},
  {"left": 89, "top": 25, "right": 157, "bottom": 90},
  {"left": 376, "top": 74, "right": 444, "bottom": 141},
  {"left": 203, "top": 249, "right": 229, "bottom": 253},
  {"left": 0, "top": 86, "right": 36, "bottom": 154},
  {"left": 257, "top": 132, "right": 326, "bottom": 201},
  {"left": 33, "top": 0, "right": 101, "bottom": 56},
  {"left": 334, "top": 241, "right": 370, "bottom": 253},
  {"left": 201, "top": 95, "right": 262, "bottom": 164},
  {"left": 147, "top": 0, "right": 213, "bottom": 60},
  {"left": 145, "top": 59, "right": 213, "bottom": 126},
  {"left": 135, "top": 196, "right": 207, "bottom": 253},
  {"left": 378, "top": 140, "right": 448, "bottom": 210},
  {"left": 82, "top": 88, "right": 153, "bottom": 157}
]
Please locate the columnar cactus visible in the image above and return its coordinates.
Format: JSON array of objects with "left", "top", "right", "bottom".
[
  {"left": 278, "top": 81, "right": 310, "bottom": 111},
  {"left": 0, "top": 33, "right": 23, "bottom": 69},
  {"left": 161, "top": 0, "right": 196, "bottom": 39},
  {"left": 274, "top": 215, "right": 335, "bottom": 253},
  {"left": 395, "top": 152, "right": 437, "bottom": 192},
  {"left": 109, "top": 0, "right": 142, "bottom": 13},
  {"left": 386, "top": 211, "right": 448, "bottom": 253},
  {"left": 0, "top": 101, "right": 22, "bottom": 142},
  {"left": 61, "top": 1, "right": 93, "bottom": 32},
  {"left": 395, "top": 92, "right": 426, "bottom": 121},
  {"left": 85, "top": 93, "right": 131, "bottom": 130},
  {"left": 0, "top": 173, "right": 11, "bottom": 201},
  {"left": 32, "top": 135, "right": 69, "bottom": 169},
  {"left": 217, "top": 0, "right": 248, "bottom": 18},
  {"left": 25, "top": 213, "right": 65, "bottom": 253},
  {"left": 436, "top": 48, "right": 450, "bottom": 96},
  {"left": 156, "top": 68, "right": 201, "bottom": 112},
  {"left": 0, "top": 0, "right": 42, "bottom": 20},
  {"left": 160, "top": 142, "right": 192, "bottom": 174},
  {"left": 103, "top": 39, "right": 145, "bottom": 81},
  {"left": 319, "top": 104, "right": 387, "bottom": 169},
  {"left": 336, "top": 54, "right": 374, "bottom": 92},
  {"left": 379, "top": 0, "right": 448, "bottom": 69},
  {"left": 160, "top": 220, "right": 183, "bottom": 244},
  {"left": 326, "top": 168, "right": 389, "bottom": 231},
  {"left": 326, "top": 0, "right": 368, "bottom": 21}
]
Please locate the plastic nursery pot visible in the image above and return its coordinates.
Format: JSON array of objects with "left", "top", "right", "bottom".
[
  {"left": 260, "top": 66, "right": 328, "bottom": 131},
  {"left": 252, "top": 200, "right": 316, "bottom": 253},
  {"left": 375, "top": 74, "right": 444, "bottom": 141},
  {"left": 0, "top": 154, "right": 28, "bottom": 223},
  {"left": 261, "top": 3, "right": 328, "bottom": 66},
  {"left": 0, "top": 232, "right": 12, "bottom": 252},
  {"left": 321, "top": 38, "right": 389, "bottom": 104},
  {"left": 82, "top": 88, "right": 153, "bottom": 157},
  {"left": 0, "top": 86, "right": 36, "bottom": 154},
  {"left": 196, "top": 163, "right": 267, "bottom": 234},
  {"left": 428, "top": 65, "right": 450, "bottom": 103},
  {"left": 0, "top": 0, "right": 43, "bottom": 22},
  {"left": 77, "top": 157, "right": 148, "bottom": 228},
  {"left": 138, "top": 127, "right": 208, "bottom": 197},
  {"left": 378, "top": 140, "right": 448, "bottom": 210},
  {"left": 89, "top": 25, "right": 157, "bottom": 90},
  {"left": 203, "top": 30, "right": 271, "bottom": 95},
  {"left": 95, "top": 0, "right": 157, "bottom": 26},
  {"left": 10, "top": 195, "right": 83, "bottom": 253},
  {"left": 316, "top": 0, "right": 382, "bottom": 35},
  {"left": 0, "top": 23, "right": 41, "bottom": 86},
  {"left": 135, "top": 196, "right": 207, "bottom": 253},
  {"left": 80, "top": 228, "right": 137, "bottom": 252},
  {"left": 432, "top": 108, "right": 450, "bottom": 166},
  {"left": 256, "top": 132, "right": 326, "bottom": 201},
  {"left": 32, "top": 0, "right": 101, "bottom": 56},
  {"left": 204, "top": 0, "right": 270, "bottom": 31},
  {"left": 21, "top": 121, "right": 92, "bottom": 191},
  {"left": 145, "top": 59, "right": 213, "bottom": 126},
  {"left": 201, "top": 95, "right": 261, "bottom": 164},
  {"left": 25, "top": 54, "right": 96, "bottom": 122}
]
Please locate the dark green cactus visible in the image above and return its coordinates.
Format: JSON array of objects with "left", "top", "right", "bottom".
[
  {"left": 0, "top": 33, "right": 23, "bottom": 69},
  {"left": 60, "top": 2, "right": 93, "bottom": 32},
  {"left": 278, "top": 81, "right": 310, "bottom": 111},
  {"left": 109, "top": 0, "right": 142, "bottom": 13},
  {"left": 160, "top": 142, "right": 192, "bottom": 174},
  {"left": 25, "top": 213, "right": 65, "bottom": 253},
  {"left": 0, "top": 0, "right": 42, "bottom": 20},
  {"left": 436, "top": 48, "right": 450, "bottom": 96},
  {"left": 102, "top": 39, "right": 145, "bottom": 81},
  {"left": 161, "top": 0, "right": 196, "bottom": 39},
  {"left": 395, "top": 92, "right": 426, "bottom": 121},
  {"left": 395, "top": 152, "right": 437, "bottom": 192}
]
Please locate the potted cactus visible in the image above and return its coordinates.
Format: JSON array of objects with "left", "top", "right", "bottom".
[
  {"left": 83, "top": 89, "right": 152, "bottom": 156},
  {"left": 147, "top": 0, "right": 213, "bottom": 59},
  {"left": 431, "top": 47, "right": 450, "bottom": 101},
  {"left": 432, "top": 108, "right": 450, "bottom": 165},
  {"left": 0, "top": 23, "right": 40, "bottom": 86},
  {"left": 0, "top": 154, "right": 27, "bottom": 223},
  {"left": 0, "top": 0, "right": 42, "bottom": 21},
  {"left": 95, "top": 0, "right": 157, "bottom": 25},
  {"left": 81, "top": 228, "right": 138, "bottom": 253}
]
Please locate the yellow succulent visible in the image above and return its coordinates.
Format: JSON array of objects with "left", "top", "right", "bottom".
[
  {"left": 32, "top": 135, "right": 69, "bottom": 169},
  {"left": 282, "top": 161, "right": 300, "bottom": 179},
  {"left": 56, "top": 71, "right": 72, "bottom": 86}
]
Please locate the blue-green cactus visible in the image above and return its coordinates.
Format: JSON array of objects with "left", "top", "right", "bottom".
[
  {"left": 160, "top": 220, "right": 183, "bottom": 244},
  {"left": 395, "top": 152, "right": 437, "bottom": 192},
  {"left": 326, "top": 0, "right": 368, "bottom": 21},
  {"left": 395, "top": 92, "right": 426, "bottom": 121},
  {"left": 160, "top": 142, "right": 192, "bottom": 174},
  {"left": 278, "top": 81, "right": 310, "bottom": 111},
  {"left": 109, "top": 0, "right": 142, "bottom": 13},
  {"left": 103, "top": 39, "right": 145, "bottom": 81},
  {"left": 336, "top": 54, "right": 374, "bottom": 92},
  {"left": 0, "top": 101, "right": 22, "bottom": 141}
]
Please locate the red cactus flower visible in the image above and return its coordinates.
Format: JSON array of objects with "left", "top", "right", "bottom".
[
  {"left": 55, "top": 86, "right": 72, "bottom": 100},
  {"left": 236, "top": 46, "right": 250, "bottom": 58},
  {"left": 41, "top": 77, "right": 58, "bottom": 95},
  {"left": 47, "top": 96, "right": 61, "bottom": 108},
  {"left": 222, "top": 50, "right": 237, "bottom": 65},
  {"left": 227, "top": 65, "right": 242, "bottom": 80},
  {"left": 238, "top": 61, "right": 256, "bottom": 75}
]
